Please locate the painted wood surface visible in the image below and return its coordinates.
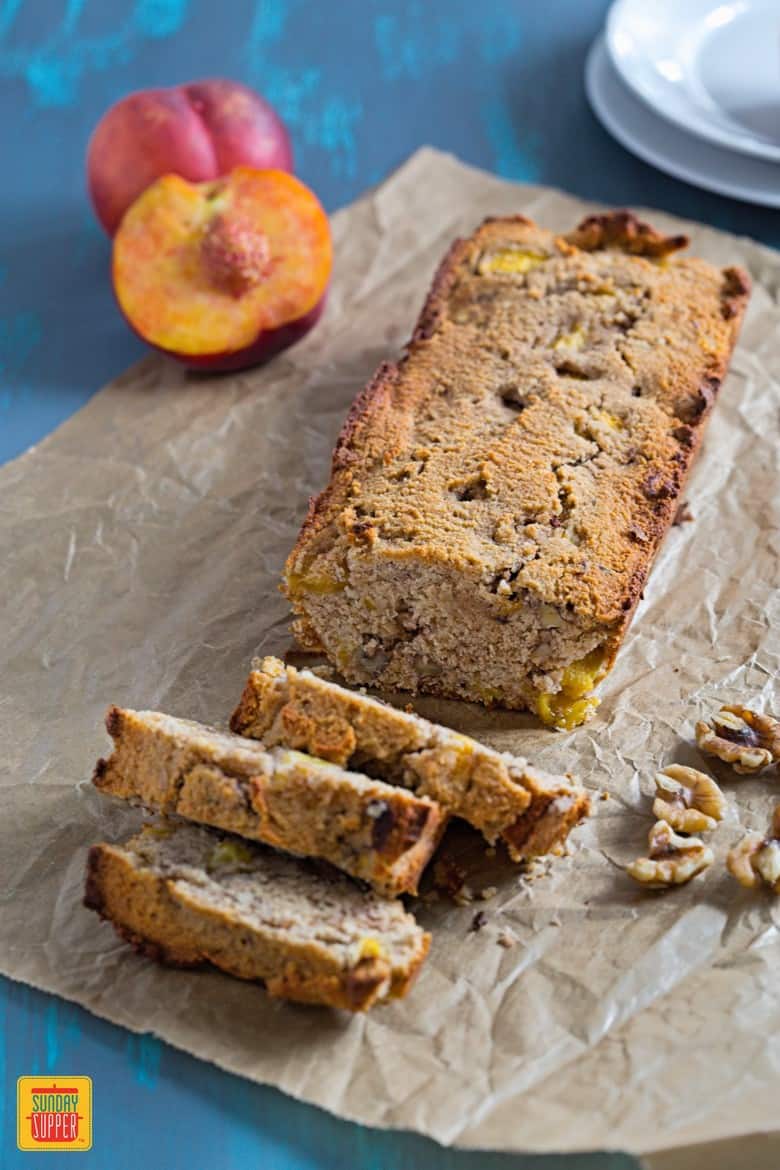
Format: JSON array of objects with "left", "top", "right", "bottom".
[{"left": 2, "top": 2, "right": 775, "bottom": 1166}]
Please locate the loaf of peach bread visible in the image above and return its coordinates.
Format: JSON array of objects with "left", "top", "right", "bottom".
[{"left": 284, "top": 212, "right": 749, "bottom": 727}]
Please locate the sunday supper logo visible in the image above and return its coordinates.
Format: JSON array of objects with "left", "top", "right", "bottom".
[{"left": 17, "top": 1077, "right": 92, "bottom": 1151}]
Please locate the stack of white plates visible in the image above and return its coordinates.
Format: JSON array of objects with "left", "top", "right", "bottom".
[{"left": 587, "top": 0, "right": 780, "bottom": 207}]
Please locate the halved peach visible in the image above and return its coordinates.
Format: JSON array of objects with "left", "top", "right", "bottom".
[{"left": 112, "top": 167, "right": 331, "bottom": 371}]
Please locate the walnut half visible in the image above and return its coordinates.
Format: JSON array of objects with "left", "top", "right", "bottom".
[
  {"left": 696, "top": 705, "right": 780, "bottom": 775},
  {"left": 727, "top": 806, "right": 780, "bottom": 893},
  {"left": 652, "top": 764, "right": 727, "bottom": 834},
  {"left": 627, "top": 820, "right": 714, "bottom": 889}
]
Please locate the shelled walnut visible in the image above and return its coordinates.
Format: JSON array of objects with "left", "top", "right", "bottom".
[
  {"left": 727, "top": 806, "right": 780, "bottom": 893},
  {"left": 652, "top": 765, "right": 727, "bottom": 834},
  {"left": 696, "top": 705, "right": 780, "bottom": 774},
  {"left": 628, "top": 820, "right": 714, "bottom": 889}
]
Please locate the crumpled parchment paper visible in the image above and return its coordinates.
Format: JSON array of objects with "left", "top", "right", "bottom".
[{"left": 1, "top": 149, "right": 778, "bottom": 1165}]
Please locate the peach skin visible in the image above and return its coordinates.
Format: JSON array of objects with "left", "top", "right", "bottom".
[{"left": 87, "top": 79, "right": 293, "bottom": 235}]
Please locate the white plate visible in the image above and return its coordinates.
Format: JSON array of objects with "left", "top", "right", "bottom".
[
  {"left": 607, "top": 0, "right": 780, "bottom": 163},
  {"left": 586, "top": 36, "right": 780, "bottom": 208}
]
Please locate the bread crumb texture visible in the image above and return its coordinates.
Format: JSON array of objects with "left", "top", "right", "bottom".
[
  {"left": 84, "top": 821, "right": 429, "bottom": 1011},
  {"left": 231, "top": 658, "right": 591, "bottom": 857},
  {"left": 93, "top": 706, "right": 446, "bottom": 898}
]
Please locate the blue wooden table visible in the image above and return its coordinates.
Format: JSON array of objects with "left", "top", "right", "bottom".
[{"left": 2, "top": 2, "right": 778, "bottom": 1166}]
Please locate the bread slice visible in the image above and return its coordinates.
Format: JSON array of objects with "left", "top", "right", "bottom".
[
  {"left": 84, "top": 821, "right": 429, "bottom": 1011},
  {"left": 93, "top": 707, "right": 446, "bottom": 897},
  {"left": 230, "top": 657, "right": 590, "bottom": 860},
  {"left": 283, "top": 213, "right": 749, "bottom": 727}
]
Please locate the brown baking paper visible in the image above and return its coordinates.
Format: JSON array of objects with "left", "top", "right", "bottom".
[{"left": 1, "top": 149, "right": 779, "bottom": 1163}]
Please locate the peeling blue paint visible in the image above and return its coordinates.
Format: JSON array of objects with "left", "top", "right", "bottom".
[
  {"left": 127, "top": 1032, "right": 162, "bottom": 1087},
  {"left": 483, "top": 95, "right": 541, "bottom": 183},
  {"left": 44, "top": 999, "right": 60, "bottom": 1071},
  {"left": 249, "top": 60, "right": 321, "bottom": 128},
  {"left": 478, "top": 7, "right": 522, "bottom": 64},
  {"left": 0, "top": 0, "right": 22, "bottom": 39},
  {"left": 0, "top": 0, "right": 190, "bottom": 106},
  {"left": 249, "top": 0, "right": 292, "bottom": 45},
  {"left": 308, "top": 95, "right": 362, "bottom": 178},
  {"left": 374, "top": 4, "right": 460, "bottom": 81},
  {"left": 62, "top": 0, "right": 87, "bottom": 37},
  {"left": 25, "top": 56, "right": 82, "bottom": 106},
  {"left": 133, "top": 0, "right": 189, "bottom": 38},
  {"left": 0, "top": 311, "right": 42, "bottom": 413},
  {"left": 245, "top": 1, "right": 360, "bottom": 182}
]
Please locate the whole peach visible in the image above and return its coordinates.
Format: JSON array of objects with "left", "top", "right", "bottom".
[{"left": 87, "top": 79, "right": 293, "bottom": 235}]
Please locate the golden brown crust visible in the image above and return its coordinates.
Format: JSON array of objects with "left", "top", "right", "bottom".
[
  {"left": 286, "top": 362, "right": 403, "bottom": 585},
  {"left": 564, "top": 210, "right": 689, "bottom": 258},
  {"left": 284, "top": 211, "right": 750, "bottom": 717},
  {"left": 84, "top": 837, "right": 429, "bottom": 1012},
  {"left": 290, "top": 215, "right": 748, "bottom": 619},
  {"left": 332, "top": 362, "right": 401, "bottom": 473},
  {"left": 502, "top": 781, "right": 592, "bottom": 858},
  {"left": 412, "top": 236, "right": 473, "bottom": 342},
  {"left": 720, "top": 266, "right": 751, "bottom": 321}
]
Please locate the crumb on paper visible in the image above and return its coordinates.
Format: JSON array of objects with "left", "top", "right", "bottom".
[
  {"left": 673, "top": 501, "right": 694, "bottom": 525},
  {"left": 600, "top": 791, "right": 610, "bottom": 801},
  {"left": 433, "top": 856, "right": 468, "bottom": 901},
  {"left": 469, "top": 910, "right": 488, "bottom": 932},
  {"left": 310, "top": 664, "right": 336, "bottom": 680},
  {"left": 520, "top": 858, "right": 548, "bottom": 886},
  {"left": 480, "top": 885, "right": 498, "bottom": 901}
]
